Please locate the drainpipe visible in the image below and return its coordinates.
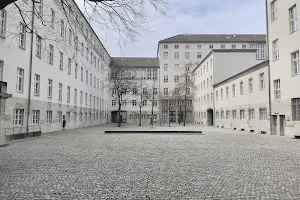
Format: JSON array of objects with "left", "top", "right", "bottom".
[
  {"left": 26, "top": 0, "right": 35, "bottom": 133},
  {"left": 265, "top": 0, "right": 273, "bottom": 135}
]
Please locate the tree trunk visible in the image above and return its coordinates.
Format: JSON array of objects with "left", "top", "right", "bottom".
[
  {"left": 168, "top": 99, "right": 170, "bottom": 127},
  {"left": 139, "top": 106, "right": 142, "bottom": 126},
  {"left": 118, "top": 104, "right": 121, "bottom": 127},
  {"left": 184, "top": 94, "right": 187, "bottom": 126}
]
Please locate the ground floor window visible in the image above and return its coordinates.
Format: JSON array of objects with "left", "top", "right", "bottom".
[
  {"left": 232, "top": 110, "right": 237, "bottom": 119},
  {"left": 73, "top": 112, "right": 77, "bottom": 122},
  {"left": 240, "top": 110, "right": 245, "bottom": 120},
  {"left": 221, "top": 111, "right": 224, "bottom": 119},
  {"left": 46, "top": 111, "right": 52, "bottom": 124},
  {"left": 259, "top": 108, "right": 267, "bottom": 120},
  {"left": 292, "top": 98, "right": 300, "bottom": 121},
  {"left": 216, "top": 111, "right": 219, "bottom": 119},
  {"left": 226, "top": 111, "right": 230, "bottom": 119},
  {"left": 13, "top": 109, "right": 24, "bottom": 126},
  {"left": 162, "top": 111, "right": 168, "bottom": 121},
  {"left": 248, "top": 109, "right": 255, "bottom": 120},
  {"left": 32, "top": 110, "right": 40, "bottom": 125},
  {"left": 66, "top": 112, "right": 70, "bottom": 122},
  {"left": 57, "top": 111, "right": 62, "bottom": 123}
]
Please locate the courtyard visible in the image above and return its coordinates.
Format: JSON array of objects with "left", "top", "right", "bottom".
[{"left": 1, "top": 125, "right": 300, "bottom": 200}]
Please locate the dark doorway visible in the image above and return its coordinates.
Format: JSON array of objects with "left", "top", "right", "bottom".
[
  {"left": 111, "top": 111, "right": 127, "bottom": 123},
  {"left": 170, "top": 111, "right": 176, "bottom": 122},
  {"left": 279, "top": 115, "right": 285, "bottom": 136},
  {"left": 207, "top": 109, "right": 214, "bottom": 126},
  {"left": 271, "top": 115, "right": 277, "bottom": 135}
]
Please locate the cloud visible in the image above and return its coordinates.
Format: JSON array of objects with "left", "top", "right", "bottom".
[{"left": 85, "top": 0, "right": 266, "bottom": 57}]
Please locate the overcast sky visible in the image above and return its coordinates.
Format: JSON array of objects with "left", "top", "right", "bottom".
[{"left": 86, "top": 0, "right": 266, "bottom": 58}]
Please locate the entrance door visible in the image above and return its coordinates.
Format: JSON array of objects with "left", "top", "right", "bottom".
[
  {"left": 279, "top": 115, "right": 285, "bottom": 136},
  {"left": 272, "top": 115, "right": 277, "bottom": 135},
  {"left": 207, "top": 109, "right": 214, "bottom": 126},
  {"left": 170, "top": 111, "right": 176, "bottom": 122}
]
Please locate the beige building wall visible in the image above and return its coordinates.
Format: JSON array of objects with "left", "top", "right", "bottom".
[
  {"left": 267, "top": 0, "right": 300, "bottom": 137},
  {"left": 214, "top": 62, "right": 270, "bottom": 134}
]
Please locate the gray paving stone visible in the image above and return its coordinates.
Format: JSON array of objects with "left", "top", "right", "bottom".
[{"left": 1, "top": 124, "right": 300, "bottom": 199}]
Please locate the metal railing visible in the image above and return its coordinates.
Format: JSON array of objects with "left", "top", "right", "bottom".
[{"left": 4, "top": 125, "right": 41, "bottom": 135}]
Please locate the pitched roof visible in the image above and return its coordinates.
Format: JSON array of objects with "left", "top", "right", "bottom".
[
  {"left": 110, "top": 57, "right": 160, "bottom": 68},
  {"left": 159, "top": 34, "right": 266, "bottom": 43}
]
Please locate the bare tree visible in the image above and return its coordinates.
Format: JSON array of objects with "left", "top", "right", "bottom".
[
  {"left": 1, "top": 0, "right": 170, "bottom": 48},
  {"left": 109, "top": 67, "right": 135, "bottom": 127},
  {"left": 133, "top": 78, "right": 150, "bottom": 126},
  {"left": 176, "top": 63, "right": 196, "bottom": 126}
]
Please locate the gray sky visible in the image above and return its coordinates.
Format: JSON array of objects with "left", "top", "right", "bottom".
[{"left": 87, "top": 0, "right": 266, "bottom": 58}]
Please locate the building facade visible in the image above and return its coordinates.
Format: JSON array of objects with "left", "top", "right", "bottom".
[
  {"left": 0, "top": 0, "right": 111, "bottom": 135},
  {"left": 157, "top": 34, "right": 266, "bottom": 123},
  {"left": 109, "top": 57, "right": 160, "bottom": 125},
  {"left": 267, "top": 0, "right": 300, "bottom": 137},
  {"left": 193, "top": 49, "right": 260, "bottom": 126},
  {"left": 214, "top": 61, "right": 270, "bottom": 134}
]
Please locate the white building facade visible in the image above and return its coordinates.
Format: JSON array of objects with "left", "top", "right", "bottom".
[
  {"left": 157, "top": 34, "right": 266, "bottom": 123},
  {"left": 0, "top": 0, "right": 111, "bottom": 135},
  {"left": 267, "top": 0, "right": 300, "bottom": 137},
  {"left": 214, "top": 61, "right": 270, "bottom": 134},
  {"left": 193, "top": 49, "right": 260, "bottom": 126}
]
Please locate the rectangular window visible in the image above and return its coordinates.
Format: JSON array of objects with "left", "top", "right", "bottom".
[
  {"left": 86, "top": 70, "right": 88, "bottom": 84},
  {"left": 90, "top": 74, "right": 92, "bottom": 86},
  {"left": 36, "top": 0, "right": 43, "bottom": 17},
  {"left": 85, "top": 93, "right": 87, "bottom": 106},
  {"left": 122, "top": 100, "right": 126, "bottom": 106},
  {"left": 16, "top": 67, "right": 24, "bottom": 92},
  {"left": 34, "top": 74, "right": 40, "bottom": 96},
  {"left": 197, "top": 52, "right": 201, "bottom": 58},
  {"left": 75, "top": 63, "right": 78, "bottom": 78},
  {"left": 226, "top": 111, "right": 230, "bottom": 119},
  {"left": 32, "top": 110, "right": 40, "bottom": 125},
  {"left": 221, "top": 111, "right": 224, "bottom": 119},
  {"left": 0, "top": 9, "right": 7, "bottom": 37},
  {"left": 59, "top": 52, "right": 63, "bottom": 70},
  {"left": 164, "top": 88, "right": 168, "bottom": 95},
  {"left": 68, "top": 58, "right": 71, "bottom": 75},
  {"left": 50, "top": 8, "right": 55, "bottom": 28},
  {"left": 164, "top": 44, "right": 168, "bottom": 49},
  {"left": 273, "top": 39, "right": 279, "bottom": 60},
  {"left": 66, "top": 112, "right": 70, "bottom": 122},
  {"left": 49, "top": 44, "right": 54, "bottom": 64},
  {"left": 147, "top": 69, "right": 152, "bottom": 79},
  {"left": 74, "top": 89, "right": 77, "bottom": 104},
  {"left": 185, "top": 52, "right": 190, "bottom": 59},
  {"left": 259, "top": 73, "right": 265, "bottom": 90},
  {"left": 112, "top": 100, "right": 116, "bottom": 106},
  {"left": 81, "top": 67, "right": 83, "bottom": 81},
  {"left": 185, "top": 44, "right": 190, "bottom": 49},
  {"left": 232, "top": 110, "right": 237, "bottom": 119},
  {"left": 19, "top": 23, "right": 26, "bottom": 48},
  {"left": 221, "top": 89, "right": 223, "bottom": 100},
  {"left": 174, "top": 52, "right": 179, "bottom": 59},
  {"left": 271, "top": 0, "right": 277, "bottom": 21},
  {"left": 142, "top": 100, "right": 147, "bottom": 106},
  {"left": 249, "top": 78, "right": 253, "bottom": 93},
  {"left": 242, "top": 44, "right": 247, "bottom": 49},
  {"left": 232, "top": 45, "right": 236, "bottom": 49},
  {"left": 248, "top": 109, "right": 255, "bottom": 120},
  {"left": 226, "top": 87, "right": 229, "bottom": 98},
  {"left": 221, "top": 45, "right": 225, "bottom": 49},
  {"left": 164, "top": 52, "right": 168, "bottom": 59},
  {"left": 240, "top": 110, "right": 245, "bottom": 120},
  {"left": 290, "top": 5, "right": 297, "bottom": 33},
  {"left": 132, "top": 100, "right": 137, "bottom": 106},
  {"left": 175, "top": 44, "right": 179, "bottom": 49},
  {"left": 68, "top": 28, "right": 72, "bottom": 45},
  {"left": 67, "top": 86, "right": 70, "bottom": 102},
  {"left": 13, "top": 109, "right": 24, "bottom": 126},
  {"left": 153, "top": 69, "right": 158, "bottom": 79},
  {"left": 197, "top": 44, "right": 201, "bottom": 49},
  {"left": 60, "top": 20, "right": 64, "bottom": 37},
  {"left": 164, "top": 64, "right": 168, "bottom": 71},
  {"left": 58, "top": 83, "right": 62, "bottom": 100},
  {"left": 164, "top": 76, "right": 168, "bottom": 83},
  {"left": 174, "top": 76, "right": 179, "bottom": 83},
  {"left": 80, "top": 91, "right": 83, "bottom": 105},
  {"left": 153, "top": 88, "right": 158, "bottom": 95},
  {"left": 209, "top": 45, "right": 213, "bottom": 49},
  {"left": 240, "top": 81, "right": 244, "bottom": 95},
  {"left": 232, "top": 84, "right": 236, "bottom": 97},
  {"left": 174, "top": 64, "right": 179, "bottom": 71},
  {"left": 216, "top": 91, "right": 218, "bottom": 101},
  {"left": 48, "top": 79, "right": 52, "bottom": 98},
  {"left": 292, "top": 50, "right": 300, "bottom": 75},
  {"left": 57, "top": 111, "right": 62, "bottom": 123},
  {"left": 36, "top": 35, "right": 42, "bottom": 58},
  {"left": 259, "top": 108, "right": 267, "bottom": 120},
  {"left": 274, "top": 79, "right": 281, "bottom": 100},
  {"left": 292, "top": 98, "right": 300, "bottom": 121},
  {"left": 46, "top": 111, "right": 52, "bottom": 124}
]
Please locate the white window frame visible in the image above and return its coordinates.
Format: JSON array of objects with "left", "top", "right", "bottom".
[
  {"left": 36, "top": 35, "right": 42, "bottom": 58},
  {"left": 240, "top": 110, "right": 245, "bottom": 120},
  {"left": 185, "top": 52, "right": 190, "bottom": 59},
  {"left": 289, "top": 5, "right": 297, "bottom": 33},
  {"left": 13, "top": 109, "right": 24, "bottom": 126},
  {"left": 271, "top": 0, "right": 277, "bottom": 21},
  {"left": 50, "top": 8, "right": 55, "bottom": 28},
  {"left": 164, "top": 52, "right": 168, "bottom": 59},
  {"left": 16, "top": 67, "right": 24, "bottom": 92},
  {"left": 58, "top": 83, "right": 62, "bottom": 100},
  {"left": 274, "top": 79, "right": 281, "bottom": 100},
  {"left": 248, "top": 109, "right": 255, "bottom": 120},
  {"left": 292, "top": 98, "right": 300, "bottom": 121},
  {"left": 34, "top": 74, "right": 40, "bottom": 96},
  {"left": 259, "top": 108, "right": 267, "bottom": 120},
  {"left": 67, "top": 86, "right": 70, "bottom": 102},
  {"left": 59, "top": 52, "right": 63, "bottom": 70},
  {"left": 174, "top": 52, "right": 179, "bottom": 59},
  {"left": 19, "top": 23, "right": 26, "bottom": 49},
  {"left": 0, "top": 9, "right": 7, "bottom": 37},
  {"left": 49, "top": 44, "right": 54, "bottom": 64},
  {"left": 292, "top": 50, "right": 300, "bottom": 75},
  {"left": 273, "top": 39, "right": 279, "bottom": 61},
  {"left": 46, "top": 111, "right": 52, "bottom": 124},
  {"left": 259, "top": 73, "right": 265, "bottom": 90},
  {"left": 48, "top": 79, "right": 52, "bottom": 99},
  {"left": 74, "top": 88, "right": 77, "bottom": 104},
  {"left": 68, "top": 58, "right": 71, "bottom": 75},
  {"left": 240, "top": 81, "right": 244, "bottom": 95},
  {"left": 32, "top": 110, "right": 40, "bottom": 125},
  {"left": 249, "top": 78, "right": 253, "bottom": 93},
  {"left": 0, "top": 60, "right": 3, "bottom": 81}
]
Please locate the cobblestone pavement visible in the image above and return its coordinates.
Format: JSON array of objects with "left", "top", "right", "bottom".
[{"left": 1, "top": 124, "right": 300, "bottom": 200}]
